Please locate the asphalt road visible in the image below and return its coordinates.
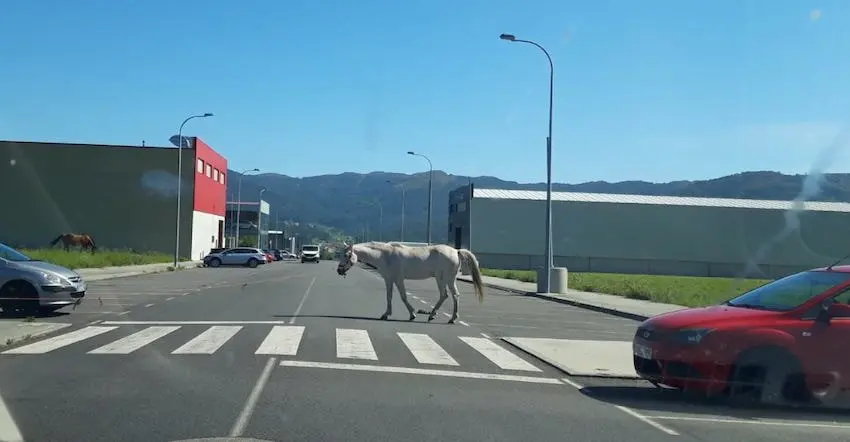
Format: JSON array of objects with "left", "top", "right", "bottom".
[{"left": 0, "top": 261, "right": 849, "bottom": 441}]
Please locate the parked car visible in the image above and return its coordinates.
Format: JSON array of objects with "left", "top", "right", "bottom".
[
  {"left": 203, "top": 247, "right": 267, "bottom": 268},
  {"left": 633, "top": 263, "right": 850, "bottom": 406},
  {"left": 0, "top": 242, "right": 86, "bottom": 314}
]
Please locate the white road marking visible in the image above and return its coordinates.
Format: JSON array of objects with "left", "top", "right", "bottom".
[
  {"left": 0, "top": 388, "right": 23, "bottom": 442},
  {"left": 556, "top": 377, "right": 679, "bottom": 435},
  {"left": 2, "top": 326, "right": 118, "bottom": 354},
  {"left": 459, "top": 337, "right": 541, "bottom": 372},
  {"left": 479, "top": 332, "right": 491, "bottom": 339},
  {"left": 615, "top": 406, "right": 680, "bottom": 436},
  {"left": 166, "top": 297, "right": 175, "bottom": 301},
  {"left": 650, "top": 415, "right": 850, "bottom": 429},
  {"left": 289, "top": 277, "right": 316, "bottom": 324},
  {"left": 336, "top": 328, "right": 378, "bottom": 360},
  {"left": 88, "top": 326, "right": 179, "bottom": 354},
  {"left": 397, "top": 332, "right": 458, "bottom": 366},
  {"left": 102, "top": 321, "right": 289, "bottom": 325},
  {"left": 116, "top": 311, "right": 130, "bottom": 316},
  {"left": 280, "top": 360, "right": 562, "bottom": 384},
  {"left": 458, "top": 320, "right": 470, "bottom": 326},
  {"left": 181, "top": 292, "right": 190, "bottom": 296},
  {"left": 172, "top": 326, "right": 243, "bottom": 354},
  {"left": 255, "top": 326, "right": 305, "bottom": 355},
  {"left": 229, "top": 357, "right": 276, "bottom": 437},
  {"left": 144, "top": 303, "right": 155, "bottom": 308}
]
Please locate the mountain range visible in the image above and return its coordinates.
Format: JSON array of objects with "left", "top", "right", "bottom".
[{"left": 226, "top": 170, "right": 850, "bottom": 244}]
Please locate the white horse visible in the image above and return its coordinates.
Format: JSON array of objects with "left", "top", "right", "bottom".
[{"left": 336, "top": 241, "right": 485, "bottom": 323}]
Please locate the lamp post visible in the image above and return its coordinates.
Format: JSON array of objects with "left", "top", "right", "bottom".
[
  {"left": 235, "top": 168, "right": 260, "bottom": 246},
  {"left": 173, "top": 112, "right": 213, "bottom": 268},
  {"left": 387, "top": 180, "right": 406, "bottom": 242},
  {"left": 257, "top": 187, "right": 267, "bottom": 248},
  {"left": 499, "top": 32, "right": 555, "bottom": 294},
  {"left": 407, "top": 151, "right": 433, "bottom": 244}
]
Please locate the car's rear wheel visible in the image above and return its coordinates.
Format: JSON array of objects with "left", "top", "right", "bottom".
[
  {"left": 247, "top": 258, "right": 259, "bottom": 268},
  {"left": 727, "top": 347, "right": 809, "bottom": 407}
]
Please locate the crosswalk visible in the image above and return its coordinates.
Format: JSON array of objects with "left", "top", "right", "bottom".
[{"left": 1, "top": 324, "right": 544, "bottom": 373}]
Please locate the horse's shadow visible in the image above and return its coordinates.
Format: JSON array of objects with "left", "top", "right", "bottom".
[{"left": 273, "top": 314, "right": 444, "bottom": 324}]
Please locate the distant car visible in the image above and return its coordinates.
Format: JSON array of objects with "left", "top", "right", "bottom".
[
  {"left": 0, "top": 242, "right": 86, "bottom": 314},
  {"left": 203, "top": 247, "right": 267, "bottom": 268},
  {"left": 301, "top": 244, "right": 320, "bottom": 263}
]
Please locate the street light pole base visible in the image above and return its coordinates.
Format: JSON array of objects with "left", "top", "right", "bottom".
[{"left": 537, "top": 267, "right": 568, "bottom": 294}]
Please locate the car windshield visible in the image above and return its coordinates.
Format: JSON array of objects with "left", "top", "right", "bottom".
[
  {"left": 0, "top": 243, "right": 32, "bottom": 262},
  {"left": 726, "top": 270, "right": 850, "bottom": 312},
  {"left": 302, "top": 246, "right": 319, "bottom": 251}
]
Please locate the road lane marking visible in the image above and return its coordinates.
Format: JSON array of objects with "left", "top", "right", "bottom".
[
  {"left": 0, "top": 388, "right": 23, "bottom": 442},
  {"left": 336, "top": 328, "right": 378, "bottom": 360},
  {"left": 166, "top": 297, "right": 175, "bottom": 301},
  {"left": 2, "top": 326, "right": 118, "bottom": 354},
  {"left": 172, "top": 326, "right": 243, "bottom": 354},
  {"left": 458, "top": 320, "right": 470, "bottom": 326},
  {"left": 289, "top": 277, "right": 316, "bottom": 324},
  {"left": 255, "top": 326, "right": 305, "bottom": 355},
  {"left": 229, "top": 357, "right": 276, "bottom": 437},
  {"left": 116, "top": 311, "right": 130, "bottom": 316},
  {"left": 102, "top": 321, "right": 289, "bottom": 325},
  {"left": 397, "top": 332, "right": 458, "bottom": 366},
  {"left": 279, "top": 360, "right": 562, "bottom": 384},
  {"left": 556, "top": 377, "right": 679, "bottom": 436},
  {"left": 649, "top": 415, "right": 850, "bottom": 429},
  {"left": 88, "top": 326, "right": 179, "bottom": 354},
  {"left": 144, "top": 303, "right": 155, "bottom": 308},
  {"left": 459, "top": 337, "right": 541, "bottom": 372}
]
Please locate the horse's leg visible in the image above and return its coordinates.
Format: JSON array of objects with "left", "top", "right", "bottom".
[
  {"left": 395, "top": 279, "right": 416, "bottom": 321},
  {"left": 380, "top": 277, "right": 393, "bottom": 320},
  {"left": 427, "top": 277, "right": 449, "bottom": 322},
  {"left": 447, "top": 279, "right": 462, "bottom": 324}
]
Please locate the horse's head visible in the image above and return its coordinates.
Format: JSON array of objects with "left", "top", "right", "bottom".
[{"left": 337, "top": 242, "right": 357, "bottom": 277}]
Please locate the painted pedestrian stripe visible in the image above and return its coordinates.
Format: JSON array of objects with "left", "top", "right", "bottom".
[{"left": 0, "top": 324, "right": 568, "bottom": 375}]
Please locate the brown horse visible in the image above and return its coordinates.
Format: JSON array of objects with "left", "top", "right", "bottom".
[{"left": 50, "top": 233, "right": 98, "bottom": 254}]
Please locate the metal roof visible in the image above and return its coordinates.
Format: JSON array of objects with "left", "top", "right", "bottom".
[{"left": 472, "top": 188, "right": 850, "bottom": 213}]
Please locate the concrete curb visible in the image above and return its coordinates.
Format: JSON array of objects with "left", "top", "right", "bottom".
[
  {"left": 77, "top": 261, "right": 203, "bottom": 281},
  {"left": 0, "top": 322, "right": 72, "bottom": 349},
  {"left": 457, "top": 277, "right": 650, "bottom": 322},
  {"left": 501, "top": 337, "right": 641, "bottom": 380}
]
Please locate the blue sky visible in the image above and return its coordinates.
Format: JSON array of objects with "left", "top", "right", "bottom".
[{"left": 3, "top": 0, "right": 850, "bottom": 184}]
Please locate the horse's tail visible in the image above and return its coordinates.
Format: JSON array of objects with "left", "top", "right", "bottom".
[
  {"left": 457, "top": 249, "right": 484, "bottom": 303},
  {"left": 49, "top": 234, "right": 65, "bottom": 246},
  {"left": 85, "top": 234, "right": 97, "bottom": 253}
]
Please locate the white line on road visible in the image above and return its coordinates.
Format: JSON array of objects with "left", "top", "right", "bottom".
[
  {"left": 102, "top": 321, "right": 289, "bottom": 325},
  {"left": 280, "top": 360, "right": 563, "bottom": 384},
  {"left": 172, "top": 326, "right": 243, "bottom": 354},
  {"left": 255, "top": 326, "right": 305, "bottom": 355},
  {"left": 556, "top": 377, "right": 679, "bottom": 436},
  {"left": 144, "top": 303, "right": 155, "bottom": 308},
  {"left": 459, "top": 337, "right": 541, "bottom": 372},
  {"left": 398, "top": 332, "right": 458, "bottom": 366},
  {"left": 88, "top": 326, "right": 179, "bottom": 354},
  {"left": 0, "top": 388, "right": 23, "bottom": 442},
  {"left": 3, "top": 326, "right": 118, "bottom": 355},
  {"left": 166, "top": 297, "right": 175, "bottom": 301},
  {"left": 289, "top": 277, "right": 316, "bottom": 325},
  {"left": 458, "top": 320, "right": 470, "bottom": 326},
  {"left": 229, "top": 356, "right": 277, "bottom": 437},
  {"left": 479, "top": 332, "right": 491, "bottom": 339},
  {"left": 336, "top": 328, "right": 378, "bottom": 360},
  {"left": 116, "top": 311, "right": 130, "bottom": 316},
  {"left": 649, "top": 415, "right": 850, "bottom": 429}
]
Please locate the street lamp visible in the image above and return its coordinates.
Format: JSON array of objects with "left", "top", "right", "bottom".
[
  {"left": 500, "top": 32, "right": 555, "bottom": 294},
  {"left": 257, "top": 187, "right": 267, "bottom": 248},
  {"left": 407, "top": 151, "right": 433, "bottom": 244},
  {"left": 235, "top": 168, "right": 260, "bottom": 246},
  {"left": 387, "top": 180, "right": 406, "bottom": 242},
  {"left": 173, "top": 112, "right": 213, "bottom": 268}
]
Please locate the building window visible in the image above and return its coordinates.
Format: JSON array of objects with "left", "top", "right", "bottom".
[
  {"left": 197, "top": 159, "right": 204, "bottom": 174},
  {"left": 220, "top": 172, "right": 226, "bottom": 185},
  {"left": 213, "top": 169, "right": 219, "bottom": 181},
  {"left": 206, "top": 164, "right": 212, "bottom": 177}
]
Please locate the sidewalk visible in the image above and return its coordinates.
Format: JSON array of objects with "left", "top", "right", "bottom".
[
  {"left": 75, "top": 260, "right": 203, "bottom": 281},
  {"left": 457, "top": 274, "right": 686, "bottom": 321}
]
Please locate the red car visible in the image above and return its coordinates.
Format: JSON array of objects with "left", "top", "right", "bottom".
[{"left": 633, "top": 263, "right": 850, "bottom": 406}]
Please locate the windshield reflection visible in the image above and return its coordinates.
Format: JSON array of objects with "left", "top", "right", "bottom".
[
  {"left": 727, "top": 271, "right": 850, "bottom": 312},
  {"left": 0, "top": 243, "right": 32, "bottom": 262}
]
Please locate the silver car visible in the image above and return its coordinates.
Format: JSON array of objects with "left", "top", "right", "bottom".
[
  {"left": 203, "top": 247, "right": 267, "bottom": 268},
  {"left": 0, "top": 243, "right": 86, "bottom": 315}
]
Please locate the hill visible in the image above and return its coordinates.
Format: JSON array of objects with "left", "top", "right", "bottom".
[{"left": 226, "top": 170, "right": 850, "bottom": 244}]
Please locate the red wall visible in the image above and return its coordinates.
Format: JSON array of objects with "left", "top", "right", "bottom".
[{"left": 192, "top": 138, "right": 227, "bottom": 216}]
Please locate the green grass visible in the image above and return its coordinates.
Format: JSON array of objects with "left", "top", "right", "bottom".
[
  {"left": 480, "top": 268, "right": 772, "bottom": 308},
  {"left": 22, "top": 248, "right": 174, "bottom": 270}
]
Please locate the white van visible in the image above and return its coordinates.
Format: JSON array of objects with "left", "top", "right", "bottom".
[{"left": 300, "top": 244, "right": 320, "bottom": 263}]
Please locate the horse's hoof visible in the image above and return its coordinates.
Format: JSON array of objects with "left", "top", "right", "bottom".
[
  {"left": 379, "top": 314, "right": 389, "bottom": 320},
  {"left": 427, "top": 315, "right": 436, "bottom": 322},
  {"left": 447, "top": 319, "right": 456, "bottom": 324},
  {"left": 408, "top": 314, "right": 416, "bottom": 321}
]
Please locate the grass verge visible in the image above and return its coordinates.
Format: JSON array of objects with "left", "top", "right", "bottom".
[
  {"left": 22, "top": 248, "right": 173, "bottom": 270},
  {"left": 480, "top": 268, "right": 772, "bottom": 308}
]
